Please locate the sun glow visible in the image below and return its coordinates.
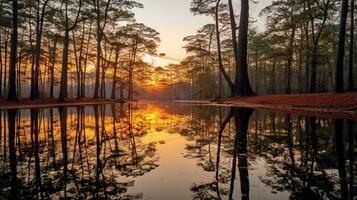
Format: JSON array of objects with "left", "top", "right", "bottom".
[{"left": 142, "top": 53, "right": 180, "bottom": 67}]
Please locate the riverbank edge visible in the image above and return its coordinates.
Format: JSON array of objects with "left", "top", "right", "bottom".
[
  {"left": 0, "top": 98, "right": 125, "bottom": 110},
  {"left": 174, "top": 92, "right": 357, "bottom": 121}
]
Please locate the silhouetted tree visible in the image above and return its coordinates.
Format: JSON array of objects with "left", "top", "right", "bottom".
[
  {"left": 335, "top": 0, "right": 349, "bottom": 93},
  {"left": 7, "top": 0, "right": 18, "bottom": 101}
]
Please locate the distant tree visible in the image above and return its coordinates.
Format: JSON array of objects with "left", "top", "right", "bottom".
[
  {"left": 307, "top": 0, "right": 336, "bottom": 93},
  {"left": 125, "top": 23, "right": 159, "bottom": 100},
  {"left": 261, "top": 0, "right": 298, "bottom": 94}
]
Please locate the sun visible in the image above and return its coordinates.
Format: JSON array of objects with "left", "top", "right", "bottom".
[{"left": 142, "top": 53, "right": 179, "bottom": 67}]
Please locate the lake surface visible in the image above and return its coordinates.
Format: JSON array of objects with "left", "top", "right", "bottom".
[{"left": 0, "top": 102, "right": 355, "bottom": 200}]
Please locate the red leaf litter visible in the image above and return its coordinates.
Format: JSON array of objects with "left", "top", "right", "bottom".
[{"left": 225, "top": 92, "right": 357, "bottom": 121}]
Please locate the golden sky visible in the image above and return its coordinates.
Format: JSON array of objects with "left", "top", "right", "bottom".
[{"left": 134, "top": 0, "right": 272, "bottom": 62}]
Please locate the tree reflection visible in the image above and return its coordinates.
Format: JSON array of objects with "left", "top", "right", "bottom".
[
  {"left": 0, "top": 103, "right": 355, "bottom": 200},
  {"left": 227, "top": 108, "right": 253, "bottom": 200},
  {"left": 8, "top": 109, "right": 17, "bottom": 199},
  {"left": 59, "top": 106, "right": 68, "bottom": 198}
]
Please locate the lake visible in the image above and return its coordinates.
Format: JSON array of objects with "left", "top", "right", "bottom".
[{"left": 0, "top": 102, "right": 355, "bottom": 199}]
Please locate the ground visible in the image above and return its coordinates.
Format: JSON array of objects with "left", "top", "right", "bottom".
[{"left": 178, "top": 92, "right": 357, "bottom": 121}]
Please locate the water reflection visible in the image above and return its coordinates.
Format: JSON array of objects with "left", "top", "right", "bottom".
[{"left": 0, "top": 103, "right": 355, "bottom": 199}]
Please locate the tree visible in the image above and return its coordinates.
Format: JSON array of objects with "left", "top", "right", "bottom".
[
  {"left": 191, "top": 0, "right": 235, "bottom": 96},
  {"left": 31, "top": 0, "right": 50, "bottom": 99},
  {"left": 261, "top": 0, "right": 298, "bottom": 94},
  {"left": 91, "top": 0, "right": 142, "bottom": 99},
  {"left": 348, "top": 0, "right": 354, "bottom": 91},
  {"left": 7, "top": 0, "right": 18, "bottom": 101},
  {"left": 234, "top": 0, "right": 255, "bottom": 96},
  {"left": 307, "top": 0, "right": 336, "bottom": 93},
  {"left": 335, "top": 0, "right": 348, "bottom": 93},
  {"left": 58, "top": 0, "right": 84, "bottom": 102},
  {"left": 125, "top": 23, "right": 160, "bottom": 100}
]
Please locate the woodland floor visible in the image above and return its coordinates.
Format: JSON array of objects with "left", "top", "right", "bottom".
[
  {"left": 177, "top": 92, "right": 357, "bottom": 121},
  {"left": 0, "top": 98, "right": 124, "bottom": 110}
]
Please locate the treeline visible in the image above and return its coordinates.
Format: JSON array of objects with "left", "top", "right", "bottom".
[
  {"left": 164, "top": 0, "right": 355, "bottom": 100},
  {"left": 0, "top": 0, "right": 160, "bottom": 102}
]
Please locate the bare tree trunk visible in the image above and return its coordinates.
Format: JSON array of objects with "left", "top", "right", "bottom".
[
  {"left": 215, "top": 0, "right": 234, "bottom": 96},
  {"left": 93, "top": 30, "right": 102, "bottom": 99},
  {"left": 235, "top": 0, "right": 255, "bottom": 96},
  {"left": 336, "top": 0, "right": 349, "bottom": 93},
  {"left": 0, "top": 29, "right": 3, "bottom": 97},
  {"left": 4, "top": 31, "right": 8, "bottom": 96},
  {"left": 59, "top": 29, "right": 70, "bottom": 102},
  {"left": 82, "top": 22, "right": 92, "bottom": 98},
  {"left": 111, "top": 45, "right": 120, "bottom": 99},
  {"left": 349, "top": 0, "right": 354, "bottom": 91},
  {"left": 286, "top": 25, "right": 296, "bottom": 94},
  {"left": 50, "top": 39, "right": 57, "bottom": 98},
  {"left": 59, "top": 1, "right": 82, "bottom": 102},
  {"left": 227, "top": 0, "right": 239, "bottom": 95},
  {"left": 32, "top": 0, "right": 49, "bottom": 99},
  {"left": 8, "top": 0, "right": 18, "bottom": 101}
]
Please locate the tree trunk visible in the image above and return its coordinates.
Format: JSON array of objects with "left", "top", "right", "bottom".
[
  {"left": 335, "top": 0, "right": 349, "bottom": 93},
  {"left": 235, "top": 0, "right": 255, "bottom": 96},
  {"left": 82, "top": 23, "right": 92, "bottom": 98},
  {"left": 50, "top": 39, "right": 57, "bottom": 98},
  {"left": 286, "top": 25, "right": 296, "bottom": 94},
  {"left": 227, "top": 0, "right": 239, "bottom": 95},
  {"left": 93, "top": 23, "right": 102, "bottom": 99},
  {"left": 349, "top": 0, "right": 354, "bottom": 91},
  {"left": 59, "top": 29, "right": 70, "bottom": 102},
  {"left": 7, "top": 0, "right": 18, "bottom": 101},
  {"left": 215, "top": 0, "right": 234, "bottom": 96},
  {"left": 111, "top": 45, "right": 120, "bottom": 99},
  {"left": 4, "top": 32, "right": 8, "bottom": 96},
  {"left": 0, "top": 29, "right": 3, "bottom": 97}
]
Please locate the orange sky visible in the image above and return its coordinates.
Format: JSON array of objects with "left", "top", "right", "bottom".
[{"left": 134, "top": 0, "right": 272, "bottom": 62}]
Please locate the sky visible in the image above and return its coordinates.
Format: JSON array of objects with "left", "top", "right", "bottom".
[{"left": 134, "top": 0, "right": 272, "bottom": 64}]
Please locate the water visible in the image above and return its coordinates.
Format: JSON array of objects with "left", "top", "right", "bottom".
[{"left": 0, "top": 102, "right": 355, "bottom": 200}]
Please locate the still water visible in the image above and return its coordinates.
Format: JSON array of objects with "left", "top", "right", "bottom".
[{"left": 0, "top": 103, "right": 355, "bottom": 200}]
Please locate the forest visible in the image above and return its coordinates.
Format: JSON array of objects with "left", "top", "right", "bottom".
[
  {"left": 0, "top": 0, "right": 355, "bottom": 103},
  {"left": 0, "top": 1, "right": 356, "bottom": 200}
]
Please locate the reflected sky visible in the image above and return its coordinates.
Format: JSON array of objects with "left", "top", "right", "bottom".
[{"left": 0, "top": 103, "right": 355, "bottom": 199}]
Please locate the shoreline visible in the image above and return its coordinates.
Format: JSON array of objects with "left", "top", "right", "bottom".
[
  {"left": 0, "top": 98, "right": 124, "bottom": 110},
  {"left": 0, "top": 93, "right": 356, "bottom": 120},
  {"left": 174, "top": 92, "right": 357, "bottom": 121}
]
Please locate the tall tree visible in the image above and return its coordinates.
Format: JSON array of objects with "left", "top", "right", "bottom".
[
  {"left": 7, "top": 0, "right": 18, "bottom": 101},
  {"left": 31, "top": 0, "right": 50, "bottom": 99},
  {"left": 234, "top": 0, "right": 255, "bottom": 96},
  {"left": 58, "top": 0, "right": 84, "bottom": 102},
  {"left": 307, "top": 0, "right": 334, "bottom": 93},
  {"left": 125, "top": 23, "right": 159, "bottom": 100},
  {"left": 335, "top": 0, "right": 349, "bottom": 93},
  {"left": 348, "top": 0, "right": 354, "bottom": 91},
  {"left": 190, "top": 0, "right": 235, "bottom": 96},
  {"left": 91, "top": 0, "right": 142, "bottom": 99}
]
